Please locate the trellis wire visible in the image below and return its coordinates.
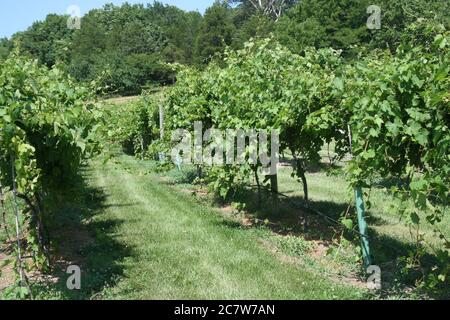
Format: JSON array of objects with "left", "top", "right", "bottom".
[
  {"left": 0, "top": 171, "right": 11, "bottom": 241},
  {"left": 10, "top": 155, "right": 26, "bottom": 287}
]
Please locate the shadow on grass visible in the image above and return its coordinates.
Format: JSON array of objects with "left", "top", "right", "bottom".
[
  {"left": 279, "top": 160, "right": 342, "bottom": 174},
  {"left": 172, "top": 168, "right": 198, "bottom": 184},
  {"left": 32, "top": 166, "right": 134, "bottom": 300},
  {"left": 125, "top": 162, "right": 448, "bottom": 299},
  {"left": 219, "top": 184, "right": 449, "bottom": 299}
]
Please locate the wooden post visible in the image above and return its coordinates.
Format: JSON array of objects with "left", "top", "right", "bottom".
[
  {"left": 270, "top": 174, "right": 278, "bottom": 214},
  {"left": 159, "top": 104, "right": 164, "bottom": 140},
  {"left": 159, "top": 103, "right": 165, "bottom": 162}
]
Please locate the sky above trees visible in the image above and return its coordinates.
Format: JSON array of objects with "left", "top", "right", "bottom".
[
  {"left": 1, "top": 0, "right": 448, "bottom": 96},
  {"left": 0, "top": 0, "right": 213, "bottom": 38}
]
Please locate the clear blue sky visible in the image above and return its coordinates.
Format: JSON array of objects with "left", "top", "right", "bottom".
[{"left": 0, "top": 0, "right": 214, "bottom": 39}]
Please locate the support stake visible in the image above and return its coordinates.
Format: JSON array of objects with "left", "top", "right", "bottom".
[
  {"left": 355, "top": 186, "right": 372, "bottom": 267},
  {"left": 348, "top": 124, "right": 373, "bottom": 267}
]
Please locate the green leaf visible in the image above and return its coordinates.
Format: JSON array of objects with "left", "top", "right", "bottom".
[
  {"left": 362, "top": 149, "right": 376, "bottom": 160},
  {"left": 341, "top": 218, "right": 354, "bottom": 230},
  {"left": 410, "top": 179, "right": 428, "bottom": 191},
  {"left": 333, "top": 77, "right": 344, "bottom": 91},
  {"left": 410, "top": 212, "right": 420, "bottom": 225}
]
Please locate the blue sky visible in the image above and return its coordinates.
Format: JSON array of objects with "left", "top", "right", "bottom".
[{"left": 0, "top": 1, "right": 213, "bottom": 39}]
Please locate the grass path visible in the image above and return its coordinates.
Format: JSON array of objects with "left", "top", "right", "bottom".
[{"left": 73, "top": 155, "right": 364, "bottom": 299}]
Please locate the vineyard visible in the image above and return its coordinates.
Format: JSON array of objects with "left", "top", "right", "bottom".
[{"left": 0, "top": 3, "right": 449, "bottom": 301}]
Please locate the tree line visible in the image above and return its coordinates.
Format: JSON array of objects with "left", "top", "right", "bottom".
[{"left": 0, "top": 0, "right": 448, "bottom": 95}]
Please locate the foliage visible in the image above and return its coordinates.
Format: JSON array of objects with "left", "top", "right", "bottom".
[
  {"left": 368, "top": 0, "right": 450, "bottom": 52},
  {"left": 12, "top": 14, "right": 74, "bottom": 67},
  {"left": 307, "top": 20, "right": 450, "bottom": 290},
  {"left": 147, "top": 2, "right": 203, "bottom": 64},
  {"left": 2, "top": 0, "right": 449, "bottom": 298},
  {"left": 275, "top": 0, "right": 372, "bottom": 56},
  {"left": 349, "top": 28, "right": 449, "bottom": 290},
  {"left": 69, "top": 5, "right": 172, "bottom": 95},
  {"left": 3, "top": 2, "right": 201, "bottom": 95},
  {"left": 275, "top": 0, "right": 449, "bottom": 57},
  {"left": 0, "top": 53, "right": 101, "bottom": 294},
  {"left": 161, "top": 24, "right": 449, "bottom": 290},
  {"left": 194, "top": 2, "right": 237, "bottom": 65},
  {"left": 164, "top": 38, "right": 344, "bottom": 200},
  {"left": 2, "top": 0, "right": 449, "bottom": 95},
  {"left": 107, "top": 95, "right": 160, "bottom": 158},
  {"left": 0, "top": 38, "right": 13, "bottom": 60}
]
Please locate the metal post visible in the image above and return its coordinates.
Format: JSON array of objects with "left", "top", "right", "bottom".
[
  {"left": 270, "top": 174, "right": 278, "bottom": 214},
  {"left": 348, "top": 124, "right": 372, "bottom": 267},
  {"left": 355, "top": 186, "right": 372, "bottom": 267}
]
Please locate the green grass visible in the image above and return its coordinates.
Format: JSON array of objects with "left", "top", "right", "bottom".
[
  {"left": 0, "top": 154, "right": 366, "bottom": 299},
  {"left": 155, "top": 156, "right": 449, "bottom": 299},
  {"left": 91, "top": 155, "right": 365, "bottom": 299},
  {"left": 2, "top": 144, "right": 447, "bottom": 299},
  {"left": 275, "top": 166, "right": 449, "bottom": 259}
]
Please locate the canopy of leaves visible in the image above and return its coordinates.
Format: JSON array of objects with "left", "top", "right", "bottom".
[
  {"left": 164, "top": 38, "right": 343, "bottom": 197},
  {"left": 2, "top": 0, "right": 448, "bottom": 94},
  {"left": 0, "top": 53, "right": 102, "bottom": 271},
  {"left": 11, "top": 14, "right": 74, "bottom": 67},
  {"left": 275, "top": 0, "right": 449, "bottom": 57},
  {"left": 194, "top": 2, "right": 237, "bottom": 65}
]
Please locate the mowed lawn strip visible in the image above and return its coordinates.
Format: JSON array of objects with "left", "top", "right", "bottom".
[{"left": 88, "top": 155, "right": 364, "bottom": 299}]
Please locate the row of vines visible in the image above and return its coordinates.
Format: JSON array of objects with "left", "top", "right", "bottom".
[
  {"left": 0, "top": 52, "right": 102, "bottom": 298},
  {"left": 1, "top": 19, "right": 447, "bottom": 298},
  {"left": 112, "top": 21, "right": 449, "bottom": 292}
]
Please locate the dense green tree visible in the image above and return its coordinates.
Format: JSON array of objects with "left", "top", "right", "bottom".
[
  {"left": 195, "top": 2, "right": 237, "bottom": 65},
  {"left": 0, "top": 38, "right": 12, "bottom": 60},
  {"left": 146, "top": 2, "right": 203, "bottom": 64},
  {"left": 368, "top": 0, "right": 450, "bottom": 52},
  {"left": 232, "top": 13, "right": 275, "bottom": 48},
  {"left": 12, "top": 14, "right": 73, "bottom": 67},
  {"left": 275, "top": 0, "right": 450, "bottom": 56},
  {"left": 68, "top": 3, "right": 174, "bottom": 94},
  {"left": 3, "top": 2, "right": 202, "bottom": 94},
  {"left": 275, "top": 0, "right": 371, "bottom": 56}
]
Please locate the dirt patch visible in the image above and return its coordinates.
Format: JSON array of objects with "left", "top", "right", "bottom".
[
  {"left": 257, "top": 238, "right": 299, "bottom": 265},
  {"left": 257, "top": 237, "right": 368, "bottom": 290},
  {"left": 0, "top": 253, "right": 14, "bottom": 291},
  {"left": 310, "top": 241, "right": 331, "bottom": 258},
  {"left": 103, "top": 96, "right": 140, "bottom": 105},
  {"left": 52, "top": 227, "right": 95, "bottom": 268},
  {"left": 0, "top": 224, "right": 96, "bottom": 293}
]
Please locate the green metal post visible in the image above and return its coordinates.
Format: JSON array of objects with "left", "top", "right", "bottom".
[{"left": 355, "top": 186, "right": 372, "bottom": 267}]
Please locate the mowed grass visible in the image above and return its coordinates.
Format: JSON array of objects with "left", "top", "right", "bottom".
[
  {"left": 276, "top": 167, "right": 449, "bottom": 251},
  {"left": 2, "top": 148, "right": 446, "bottom": 299},
  {"left": 69, "top": 155, "right": 365, "bottom": 299}
]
